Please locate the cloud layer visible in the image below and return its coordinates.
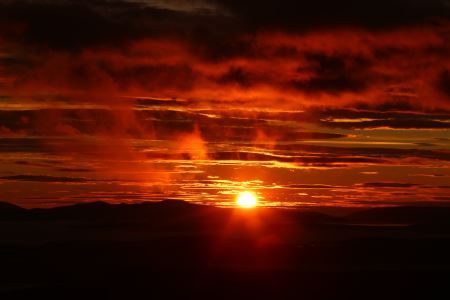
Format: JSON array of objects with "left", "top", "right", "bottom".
[{"left": 0, "top": 0, "right": 449, "bottom": 208}]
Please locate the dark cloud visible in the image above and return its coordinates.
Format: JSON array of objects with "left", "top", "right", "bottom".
[
  {"left": 56, "top": 168, "right": 94, "bottom": 173},
  {"left": 0, "top": 109, "right": 146, "bottom": 137},
  {"left": 305, "top": 107, "right": 450, "bottom": 129},
  {"left": 0, "top": 0, "right": 234, "bottom": 51},
  {"left": 0, "top": 174, "right": 89, "bottom": 183},
  {"left": 320, "top": 118, "right": 450, "bottom": 130},
  {"left": 360, "top": 182, "right": 419, "bottom": 188},
  {"left": 0, "top": 0, "right": 449, "bottom": 108},
  {"left": 311, "top": 107, "right": 450, "bottom": 120},
  {"left": 438, "top": 69, "right": 450, "bottom": 99},
  {"left": 133, "top": 97, "right": 189, "bottom": 108},
  {"left": 0, "top": 138, "right": 49, "bottom": 153},
  {"left": 264, "top": 144, "right": 450, "bottom": 162},
  {"left": 218, "top": 0, "right": 450, "bottom": 29},
  {"left": 0, "top": 108, "right": 348, "bottom": 141},
  {"left": 137, "top": 148, "right": 386, "bottom": 166},
  {"left": 1, "top": 0, "right": 448, "bottom": 53},
  {"left": 284, "top": 184, "right": 341, "bottom": 189},
  {"left": 190, "top": 107, "right": 450, "bottom": 130},
  {"left": 198, "top": 127, "right": 345, "bottom": 142},
  {"left": 291, "top": 53, "right": 373, "bottom": 94},
  {"left": 207, "top": 151, "right": 385, "bottom": 165},
  {"left": 110, "top": 64, "right": 197, "bottom": 91},
  {"left": 351, "top": 100, "right": 428, "bottom": 112},
  {"left": 0, "top": 1, "right": 130, "bottom": 50},
  {"left": 218, "top": 66, "right": 252, "bottom": 87}
]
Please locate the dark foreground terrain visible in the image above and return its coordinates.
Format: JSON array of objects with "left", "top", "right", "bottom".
[{"left": 1, "top": 200, "right": 450, "bottom": 299}]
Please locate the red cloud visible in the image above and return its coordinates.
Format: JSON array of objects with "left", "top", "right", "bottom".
[{"left": 2, "top": 24, "right": 449, "bottom": 111}]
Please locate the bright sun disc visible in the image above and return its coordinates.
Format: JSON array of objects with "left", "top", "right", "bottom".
[{"left": 236, "top": 191, "right": 258, "bottom": 208}]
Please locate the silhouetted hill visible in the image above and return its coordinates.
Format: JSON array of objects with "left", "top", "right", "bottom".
[
  {"left": 2, "top": 201, "right": 450, "bottom": 299},
  {"left": 0, "top": 201, "right": 24, "bottom": 212},
  {"left": 348, "top": 206, "right": 450, "bottom": 225},
  {"left": 0, "top": 200, "right": 217, "bottom": 223},
  {"left": 3, "top": 201, "right": 450, "bottom": 227},
  {"left": 287, "top": 210, "right": 343, "bottom": 225},
  {"left": 0, "top": 201, "right": 26, "bottom": 220},
  {"left": 0, "top": 200, "right": 344, "bottom": 227},
  {"left": 29, "top": 201, "right": 113, "bottom": 221}
]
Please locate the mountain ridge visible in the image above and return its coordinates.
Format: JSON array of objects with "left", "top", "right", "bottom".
[{"left": 1, "top": 200, "right": 450, "bottom": 225}]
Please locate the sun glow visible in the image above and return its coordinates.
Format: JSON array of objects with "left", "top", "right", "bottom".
[{"left": 236, "top": 191, "right": 258, "bottom": 208}]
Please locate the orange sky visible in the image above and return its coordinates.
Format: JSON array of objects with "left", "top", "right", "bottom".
[{"left": 0, "top": 0, "right": 449, "bottom": 208}]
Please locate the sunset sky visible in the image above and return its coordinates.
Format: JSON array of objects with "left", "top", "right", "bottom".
[{"left": 0, "top": 0, "right": 449, "bottom": 209}]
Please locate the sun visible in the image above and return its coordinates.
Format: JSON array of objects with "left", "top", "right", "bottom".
[{"left": 236, "top": 191, "right": 258, "bottom": 208}]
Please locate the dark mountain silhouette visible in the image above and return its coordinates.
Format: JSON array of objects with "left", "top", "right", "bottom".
[
  {"left": 0, "top": 200, "right": 339, "bottom": 225},
  {"left": 3, "top": 201, "right": 450, "bottom": 227},
  {"left": 30, "top": 201, "right": 112, "bottom": 220},
  {"left": 0, "top": 200, "right": 204, "bottom": 221},
  {"left": 0, "top": 201, "right": 26, "bottom": 220},
  {"left": 2, "top": 200, "right": 450, "bottom": 299},
  {"left": 347, "top": 206, "right": 450, "bottom": 225},
  {"left": 0, "top": 201, "right": 24, "bottom": 212},
  {"left": 286, "top": 210, "right": 343, "bottom": 224}
]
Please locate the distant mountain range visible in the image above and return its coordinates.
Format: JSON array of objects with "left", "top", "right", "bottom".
[{"left": 1, "top": 200, "right": 450, "bottom": 226}]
